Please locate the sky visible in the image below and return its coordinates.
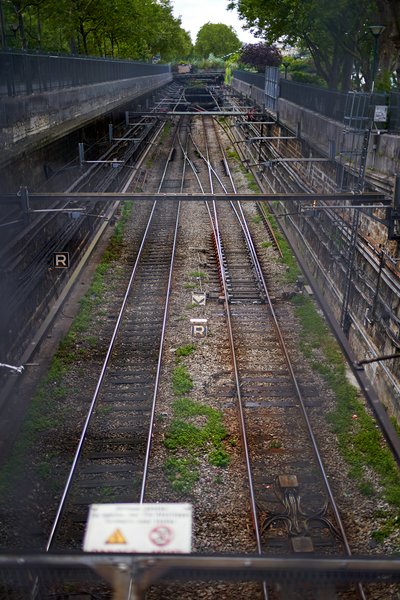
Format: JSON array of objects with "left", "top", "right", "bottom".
[{"left": 171, "top": 0, "right": 259, "bottom": 45}]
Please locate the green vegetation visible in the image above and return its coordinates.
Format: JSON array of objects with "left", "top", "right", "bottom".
[
  {"left": 259, "top": 203, "right": 300, "bottom": 282},
  {"left": 225, "top": 147, "right": 259, "bottom": 191},
  {"left": 291, "top": 292, "right": 400, "bottom": 541},
  {"left": 185, "top": 270, "right": 208, "bottom": 293},
  {"left": 260, "top": 201, "right": 400, "bottom": 541},
  {"left": 228, "top": 0, "right": 399, "bottom": 92},
  {"left": 371, "top": 513, "right": 400, "bottom": 543},
  {"left": 245, "top": 172, "right": 260, "bottom": 192},
  {"left": 164, "top": 393, "right": 230, "bottom": 493},
  {"left": 268, "top": 439, "right": 283, "bottom": 449},
  {"left": 190, "top": 270, "right": 208, "bottom": 280},
  {"left": 161, "top": 120, "right": 172, "bottom": 140},
  {"left": 194, "top": 23, "right": 241, "bottom": 58},
  {"left": 165, "top": 398, "right": 228, "bottom": 452},
  {"left": 172, "top": 365, "right": 193, "bottom": 396},
  {"left": 165, "top": 457, "right": 200, "bottom": 493},
  {"left": 4, "top": 0, "right": 192, "bottom": 62},
  {"left": 60, "top": 202, "right": 133, "bottom": 354},
  {"left": 175, "top": 344, "right": 196, "bottom": 358}
]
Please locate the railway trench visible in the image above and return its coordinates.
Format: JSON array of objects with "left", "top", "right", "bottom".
[{"left": 0, "top": 82, "right": 399, "bottom": 600}]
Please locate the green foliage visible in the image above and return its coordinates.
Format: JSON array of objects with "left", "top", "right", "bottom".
[
  {"left": 245, "top": 172, "right": 260, "bottom": 191},
  {"left": 190, "top": 270, "right": 207, "bottom": 280},
  {"left": 228, "top": 0, "right": 384, "bottom": 90},
  {"left": 175, "top": 344, "right": 196, "bottom": 357},
  {"left": 4, "top": 0, "right": 192, "bottom": 61},
  {"left": 371, "top": 512, "right": 400, "bottom": 543},
  {"left": 194, "top": 22, "right": 241, "bottom": 58},
  {"left": 164, "top": 398, "right": 229, "bottom": 469},
  {"left": 165, "top": 457, "right": 199, "bottom": 493},
  {"left": 191, "top": 55, "right": 226, "bottom": 69},
  {"left": 172, "top": 365, "right": 193, "bottom": 395},
  {"left": 259, "top": 204, "right": 300, "bottom": 282},
  {"left": 208, "top": 448, "right": 230, "bottom": 466},
  {"left": 269, "top": 439, "right": 282, "bottom": 449},
  {"left": 283, "top": 57, "right": 327, "bottom": 87}
]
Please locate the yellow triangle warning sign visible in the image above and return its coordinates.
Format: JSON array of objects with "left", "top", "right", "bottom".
[{"left": 106, "top": 529, "right": 127, "bottom": 544}]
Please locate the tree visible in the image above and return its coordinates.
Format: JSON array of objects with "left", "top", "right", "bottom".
[
  {"left": 228, "top": 0, "right": 381, "bottom": 90},
  {"left": 1, "top": 0, "right": 192, "bottom": 61},
  {"left": 239, "top": 42, "right": 281, "bottom": 72},
  {"left": 194, "top": 22, "right": 241, "bottom": 58},
  {"left": 375, "top": 0, "right": 400, "bottom": 90}
]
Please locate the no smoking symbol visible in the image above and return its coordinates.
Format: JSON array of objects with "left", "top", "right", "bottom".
[{"left": 149, "top": 525, "right": 174, "bottom": 547}]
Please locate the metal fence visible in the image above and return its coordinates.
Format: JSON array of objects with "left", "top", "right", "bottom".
[
  {"left": 233, "top": 70, "right": 400, "bottom": 134},
  {"left": 389, "top": 91, "right": 400, "bottom": 133},
  {"left": 279, "top": 79, "right": 349, "bottom": 122},
  {"left": 265, "top": 66, "right": 279, "bottom": 112},
  {"left": 232, "top": 70, "right": 265, "bottom": 90},
  {"left": 0, "top": 50, "right": 171, "bottom": 97}
]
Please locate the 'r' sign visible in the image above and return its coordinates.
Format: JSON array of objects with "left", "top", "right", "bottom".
[
  {"left": 53, "top": 252, "right": 70, "bottom": 268},
  {"left": 190, "top": 318, "right": 208, "bottom": 338}
]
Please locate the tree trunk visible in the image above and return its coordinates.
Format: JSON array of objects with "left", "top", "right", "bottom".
[{"left": 18, "top": 9, "right": 27, "bottom": 49}]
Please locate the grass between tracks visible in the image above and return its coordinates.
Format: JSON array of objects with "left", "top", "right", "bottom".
[
  {"left": 261, "top": 203, "right": 400, "bottom": 545},
  {"left": 164, "top": 346, "right": 230, "bottom": 493},
  {"left": 0, "top": 202, "right": 133, "bottom": 496}
]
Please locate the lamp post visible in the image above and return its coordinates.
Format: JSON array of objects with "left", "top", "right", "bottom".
[
  {"left": 368, "top": 25, "right": 385, "bottom": 92},
  {"left": 282, "top": 61, "right": 289, "bottom": 80}
]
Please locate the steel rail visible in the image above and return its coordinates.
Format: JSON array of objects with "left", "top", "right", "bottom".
[
  {"left": 45, "top": 116, "right": 181, "bottom": 550},
  {"left": 139, "top": 118, "right": 189, "bottom": 502},
  {"left": 225, "top": 111, "right": 368, "bottom": 599},
  {"left": 200, "top": 115, "right": 268, "bottom": 600},
  {"left": 45, "top": 197, "right": 159, "bottom": 551}
]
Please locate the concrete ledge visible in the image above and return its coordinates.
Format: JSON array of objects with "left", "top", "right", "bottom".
[{"left": 0, "top": 72, "right": 172, "bottom": 166}]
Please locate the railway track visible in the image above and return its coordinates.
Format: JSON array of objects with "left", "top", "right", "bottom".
[
  {"left": 1, "top": 85, "right": 399, "bottom": 600},
  {"left": 47, "top": 121, "right": 190, "bottom": 551},
  {"left": 198, "top": 116, "right": 363, "bottom": 599}
]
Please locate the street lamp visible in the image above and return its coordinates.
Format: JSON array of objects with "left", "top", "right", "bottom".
[
  {"left": 368, "top": 25, "right": 385, "bottom": 92},
  {"left": 282, "top": 61, "right": 290, "bottom": 80}
]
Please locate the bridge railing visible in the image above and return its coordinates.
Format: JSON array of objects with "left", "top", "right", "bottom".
[{"left": 0, "top": 50, "right": 170, "bottom": 97}]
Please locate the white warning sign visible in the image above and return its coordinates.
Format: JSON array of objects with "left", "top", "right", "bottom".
[{"left": 83, "top": 503, "right": 192, "bottom": 553}]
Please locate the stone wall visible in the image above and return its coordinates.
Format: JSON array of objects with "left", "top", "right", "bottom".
[
  {"left": 232, "top": 76, "right": 400, "bottom": 196},
  {"left": 0, "top": 72, "right": 172, "bottom": 168},
  {"left": 232, "top": 75, "right": 400, "bottom": 419}
]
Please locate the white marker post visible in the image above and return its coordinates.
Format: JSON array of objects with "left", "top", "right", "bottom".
[{"left": 191, "top": 291, "right": 206, "bottom": 306}]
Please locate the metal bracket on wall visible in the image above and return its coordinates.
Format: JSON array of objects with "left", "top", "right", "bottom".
[
  {"left": 387, "top": 174, "right": 400, "bottom": 240},
  {"left": 387, "top": 207, "right": 400, "bottom": 240}
]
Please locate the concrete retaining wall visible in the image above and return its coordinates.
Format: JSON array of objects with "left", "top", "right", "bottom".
[{"left": 0, "top": 72, "right": 172, "bottom": 167}]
